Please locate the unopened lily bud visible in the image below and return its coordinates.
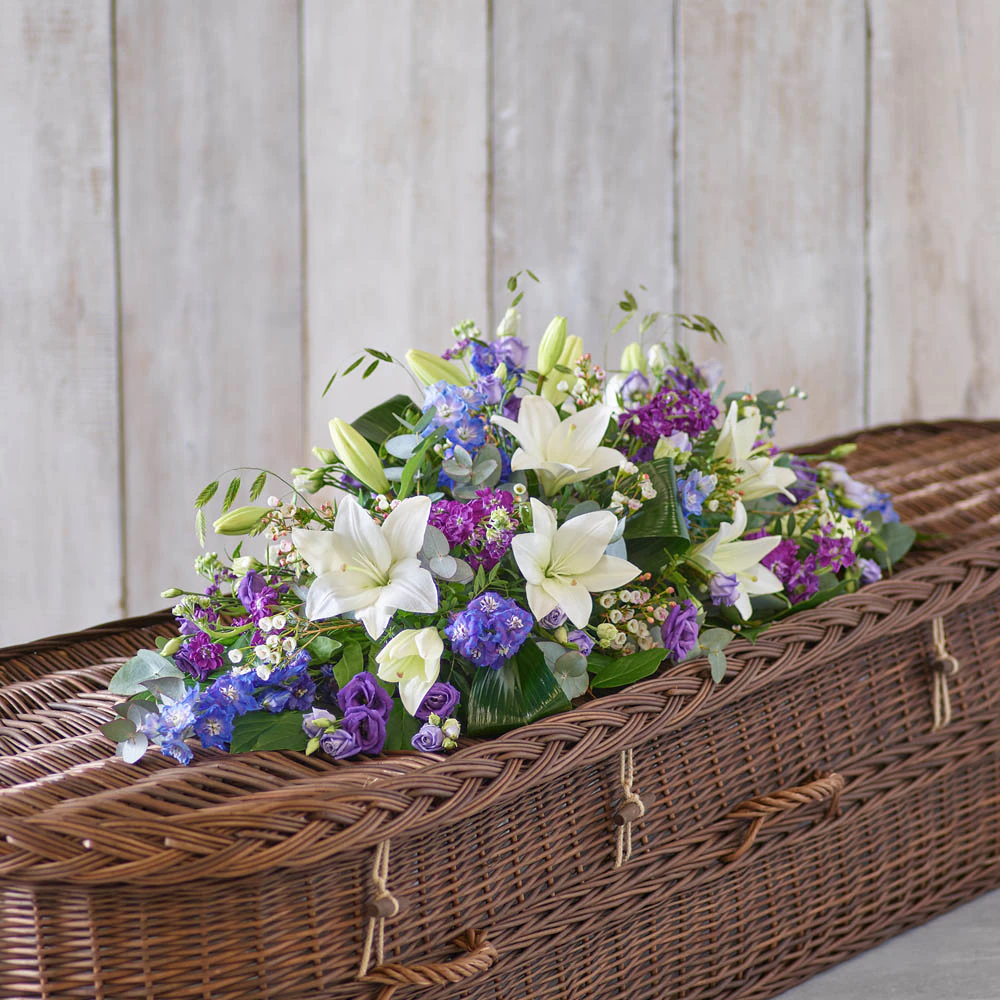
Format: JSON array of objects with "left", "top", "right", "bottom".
[
  {"left": 493, "top": 362, "right": 508, "bottom": 382},
  {"left": 232, "top": 555, "right": 262, "bottom": 576},
  {"left": 553, "top": 626, "right": 569, "bottom": 644},
  {"left": 405, "top": 349, "right": 470, "bottom": 387},
  {"left": 536, "top": 316, "right": 567, "bottom": 375},
  {"left": 559, "top": 335, "right": 583, "bottom": 368},
  {"left": 160, "top": 636, "right": 183, "bottom": 657},
  {"left": 328, "top": 417, "right": 391, "bottom": 494},
  {"left": 213, "top": 505, "right": 270, "bottom": 536},
  {"left": 829, "top": 443, "right": 858, "bottom": 459},
  {"left": 312, "top": 446, "right": 337, "bottom": 465},
  {"left": 620, "top": 341, "right": 646, "bottom": 374},
  {"left": 542, "top": 335, "right": 584, "bottom": 405},
  {"left": 495, "top": 305, "right": 520, "bottom": 339},
  {"left": 646, "top": 343, "right": 670, "bottom": 371},
  {"left": 160, "top": 588, "right": 184, "bottom": 599}
]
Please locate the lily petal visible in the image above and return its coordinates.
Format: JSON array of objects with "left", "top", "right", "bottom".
[
  {"left": 549, "top": 509, "right": 619, "bottom": 576},
  {"left": 541, "top": 576, "right": 593, "bottom": 629},
  {"left": 575, "top": 554, "right": 641, "bottom": 594},
  {"left": 380, "top": 496, "right": 431, "bottom": 559}
]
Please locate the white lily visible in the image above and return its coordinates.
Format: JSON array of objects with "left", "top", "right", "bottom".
[
  {"left": 688, "top": 501, "right": 783, "bottom": 619},
  {"left": 492, "top": 396, "right": 624, "bottom": 495},
  {"left": 713, "top": 401, "right": 796, "bottom": 501},
  {"left": 511, "top": 499, "right": 640, "bottom": 627},
  {"left": 291, "top": 496, "right": 437, "bottom": 639},
  {"left": 375, "top": 627, "right": 443, "bottom": 716}
]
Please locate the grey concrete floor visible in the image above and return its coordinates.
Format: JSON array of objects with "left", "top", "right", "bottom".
[{"left": 778, "top": 889, "right": 1000, "bottom": 999}]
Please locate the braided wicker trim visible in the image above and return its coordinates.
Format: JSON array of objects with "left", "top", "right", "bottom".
[{"left": 0, "top": 530, "right": 997, "bottom": 885}]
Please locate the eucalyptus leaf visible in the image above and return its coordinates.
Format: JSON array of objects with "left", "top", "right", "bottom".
[
  {"left": 385, "top": 434, "right": 422, "bottom": 460},
  {"left": 140, "top": 676, "right": 188, "bottom": 702},
  {"left": 708, "top": 649, "right": 728, "bottom": 683},
  {"left": 551, "top": 651, "right": 589, "bottom": 699},
  {"left": 566, "top": 500, "right": 601, "bottom": 520},
  {"left": 116, "top": 731, "right": 149, "bottom": 764},
  {"left": 421, "top": 525, "right": 450, "bottom": 559},
  {"left": 466, "top": 643, "right": 571, "bottom": 737},
  {"left": 874, "top": 521, "right": 916, "bottom": 569},
  {"left": 101, "top": 717, "right": 137, "bottom": 742},
  {"left": 109, "top": 650, "right": 184, "bottom": 697},
  {"left": 429, "top": 555, "right": 458, "bottom": 579}
]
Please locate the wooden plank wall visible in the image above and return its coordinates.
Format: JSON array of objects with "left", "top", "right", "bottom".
[{"left": 1, "top": 0, "right": 997, "bottom": 644}]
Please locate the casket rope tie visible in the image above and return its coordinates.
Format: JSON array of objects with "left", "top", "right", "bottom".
[
  {"left": 613, "top": 748, "right": 646, "bottom": 868},
  {"left": 358, "top": 838, "right": 399, "bottom": 978},
  {"left": 931, "top": 615, "right": 961, "bottom": 730}
]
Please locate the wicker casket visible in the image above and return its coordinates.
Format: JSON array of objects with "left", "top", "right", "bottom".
[{"left": 1, "top": 419, "right": 1000, "bottom": 1000}]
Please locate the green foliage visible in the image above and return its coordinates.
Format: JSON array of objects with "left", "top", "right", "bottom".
[
  {"left": 222, "top": 477, "right": 241, "bottom": 513},
  {"left": 249, "top": 471, "right": 267, "bottom": 501},
  {"left": 194, "top": 480, "right": 219, "bottom": 509},
  {"left": 872, "top": 521, "right": 917, "bottom": 570},
  {"left": 109, "top": 649, "right": 184, "bottom": 697},
  {"left": 466, "top": 642, "right": 571, "bottom": 737},
  {"left": 352, "top": 394, "right": 414, "bottom": 445},
  {"left": 624, "top": 457, "right": 689, "bottom": 572},
  {"left": 383, "top": 701, "right": 423, "bottom": 752},
  {"left": 305, "top": 635, "right": 343, "bottom": 664},
  {"left": 589, "top": 648, "right": 669, "bottom": 689},
  {"left": 332, "top": 640, "right": 365, "bottom": 689},
  {"left": 230, "top": 711, "right": 308, "bottom": 753}
]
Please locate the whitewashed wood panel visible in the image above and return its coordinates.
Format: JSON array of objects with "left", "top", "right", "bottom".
[
  {"left": 303, "top": 0, "right": 489, "bottom": 436},
  {"left": 491, "top": 0, "right": 676, "bottom": 363},
  {"left": 0, "top": 1, "right": 121, "bottom": 645},
  {"left": 869, "top": 0, "right": 1000, "bottom": 424},
  {"left": 116, "top": 0, "right": 302, "bottom": 614},
  {"left": 678, "top": 0, "right": 867, "bottom": 445}
]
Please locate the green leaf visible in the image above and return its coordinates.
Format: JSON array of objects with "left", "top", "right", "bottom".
[
  {"left": 506, "top": 274, "right": 517, "bottom": 292},
  {"left": 194, "top": 480, "right": 219, "bottom": 509},
  {"left": 708, "top": 649, "right": 728, "bottom": 683},
  {"left": 624, "top": 457, "right": 689, "bottom": 549},
  {"left": 352, "top": 394, "right": 414, "bottom": 445},
  {"left": 398, "top": 427, "right": 444, "bottom": 500},
  {"left": 249, "top": 471, "right": 267, "bottom": 501},
  {"left": 222, "top": 477, "right": 241, "bottom": 513},
  {"left": 697, "top": 627, "right": 734, "bottom": 652},
  {"left": 333, "top": 640, "right": 365, "bottom": 689},
  {"left": 230, "top": 711, "right": 308, "bottom": 753},
  {"left": 196, "top": 508, "right": 206, "bottom": 547},
  {"left": 383, "top": 700, "right": 423, "bottom": 751},
  {"left": 109, "top": 649, "right": 184, "bottom": 696},
  {"left": 305, "top": 635, "right": 343, "bottom": 664},
  {"left": 466, "top": 642, "right": 570, "bottom": 737},
  {"left": 589, "top": 648, "right": 669, "bottom": 689},
  {"left": 874, "top": 521, "right": 917, "bottom": 570},
  {"left": 342, "top": 355, "right": 365, "bottom": 377},
  {"left": 321, "top": 371, "right": 338, "bottom": 397},
  {"left": 362, "top": 359, "right": 379, "bottom": 379},
  {"left": 100, "top": 717, "right": 137, "bottom": 742}
]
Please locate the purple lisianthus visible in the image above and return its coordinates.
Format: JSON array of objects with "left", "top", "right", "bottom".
[
  {"left": 411, "top": 722, "right": 445, "bottom": 753},
  {"left": 540, "top": 606, "right": 568, "bottom": 629},
  {"left": 415, "top": 682, "right": 461, "bottom": 721},
  {"left": 494, "top": 336, "right": 528, "bottom": 371},
  {"left": 337, "top": 672, "right": 393, "bottom": 721},
  {"left": 660, "top": 600, "right": 700, "bottom": 662},
  {"left": 320, "top": 727, "right": 361, "bottom": 760},
  {"left": 859, "top": 557, "right": 883, "bottom": 585},
  {"left": 477, "top": 373, "right": 504, "bottom": 404},
  {"left": 173, "top": 631, "right": 225, "bottom": 682},
  {"left": 621, "top": 369, "right": 652, "bottom": 405},
  {"left": 302, "top": 707, "right": 338, "bottom": 738},
  {"left": 567, "top": 630, "right": 595, "bottom": 656},
  {"left": 709, "top": 573, "right": 741, "bottom": 607},
  {"left": 341, "top": 705, "right": 387, "bottom": 755},
  {"left": 236, "top": 570, "right": 279, "bottom": 621}
]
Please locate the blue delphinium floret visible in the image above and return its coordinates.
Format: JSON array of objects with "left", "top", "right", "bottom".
[
  {"left": 677, "top": 470, "right": 718, "bottom": 522},
  {"left": 445, "top": 591, "right": 534, "bottom": 669},
  {"left": 206, "top": 672, "right": 259, "bottom": 715},
  {"left": 192, "top": 702, "right": 235, "bottom": 750}
]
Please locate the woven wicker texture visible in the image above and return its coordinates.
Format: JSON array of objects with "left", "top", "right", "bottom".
[{"left": 0, "top": 419, "right": 998, "bottom": 999}]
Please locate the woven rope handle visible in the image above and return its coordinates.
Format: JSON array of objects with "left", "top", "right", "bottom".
[
  {"left": 359, "top": 930, "right": 498, "bottom": 1000},
  {"left": 722, "top": 772, "right": 844, "bottom": 863}
]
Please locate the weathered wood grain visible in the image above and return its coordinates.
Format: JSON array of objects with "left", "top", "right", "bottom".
[
  {"left": 491, "top": 0, "right": 676, "bottom": 366},
  {"left": 0, "top": 1, "right": 121, "bottom": 644},
  {"left": 116, "top": 0, "right": 302, "bottom": 613},
  {"left": 303, "top": 0, "right": 489, "bottom": 437},
  {"left": 869, "top": 0, "right": 1000, "bottom": 424},
  {"left": 678, "top": 0, "right": 867, "bottom": 444}
]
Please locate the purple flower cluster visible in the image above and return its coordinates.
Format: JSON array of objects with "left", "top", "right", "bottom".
[
  {"left": 422, "top": 381, "right": 489, "bottom": 450},
  {"left": 445, "top": 591, "right": 534, "bottom": 669},
  {"left": 660, "top": 600, "right": 700, "bottom": 661},
  {"left": 619, "top": 385, "right": 718, "bottom": 461},
  {"left": 237, "top": 570, "right": 281, "bottom": 622},
  {"left": 761, "top": 538, "right": 820, "bottom": 605},
  {"left": 415, "top": 681, "right": 461, "bottom": 721},
  {"left": 429, "top": 488, "right": 520, "bottom": 570},
  {"left": 173, "top": 630, "right": 225, "bottom": 682},
  {"left": 469, "top": 337, "right": 528, "bottom": 378},
  {"left": 815, "top": 526, "right": 856, "bottom": 572},
  {"left": 301, "top": 671, "right": 394, "bottom": 759}
]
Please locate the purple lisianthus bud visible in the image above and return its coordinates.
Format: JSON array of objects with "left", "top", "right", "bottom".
[
  {"left": 411, "top": 722, "right": 445, "bottom": 753},
  {"left": 621, "top": 369, "right": 651, "bottom": 403},
  {"left": 341, "top": 706, "right": 387, "bottom": 755},
  {"left": 415, "top": 681, "right": 461, "bottom": 721},
  {"left": 859, "top": 557, "right": 883, "bottom": 585},
  {"left": 501, "top": 393, "right": 523, "bottom": 421},
  {"left": 540, "top": 606, "right": 568, "bottom": 629},
  {"left": 477, "top": 373, "right": 504, "bottom": 404},
  {"left": 709, "top": 573, "right": 741, "bottom": 607},
  {"left": 302, "top": 708, "right": 338, "bottom": 738},
  {"left": 494, "top": 336, "right": 528, "bottom": 370},
  {"left": 319, "top": 727, "right": 360, "bottom": 760},
  {"left": 567, "top": 630, "right": 595, "bottom": 656},
  {"left": 660, "top": 600, "right": 700, "bottom": 662},
  {"left": 337, "top": 672, "right": 394, "bottom": 721}
]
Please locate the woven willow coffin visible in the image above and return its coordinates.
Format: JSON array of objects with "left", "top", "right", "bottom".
[{"left": 1, "top": 420, "right": 999, "bottom": 1000}]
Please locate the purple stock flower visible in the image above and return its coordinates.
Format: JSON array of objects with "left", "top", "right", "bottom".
[
  {"left": 779, "top": 456, "right": 819, "bottom": 506},
  {"left": 619, "top": 384, "right": 718, "bottom": 449},
  {"left": 411, "top": 722, "right": 445, "bottom": 753},
  {"left": 762, "top": 538, "right": 820, "bottom": 605},
  {"left": 236, "top": 571, "right": 279, "bottom": 621},
  {"left": 815, "top": 527, "right": 856, "bottom": 572},
  {"left": 341, "top": 706, "right": 387, "bottom": 755},
  {"left": 567, "top": 630, "right": 595, "bottom": 656},
  {"left": 540, "top": 606, "right": 568, "bottom": 629},
  {"left": 415, "top": 682, "right": 461, "bottom": 721},
  {"left": 173, "top": 631, "right": 225, "bottom": 682},
  {"left": 709, "top": 573, "right": 741, "bottom": 607},
  {"left": 337, "top": 672, "right": 394, "bottom": 721},
  {"left": 429, "top": 488, "right": 520, "bottom": 571},
  {"left": 859, "top": 557, "right": 883, "bottom": 585},
  {"left": 660, "top": 600, "right": 700, "bottom": 662},
  {"left": 320, "top": 727, "right": 361, "bottom": 760}
]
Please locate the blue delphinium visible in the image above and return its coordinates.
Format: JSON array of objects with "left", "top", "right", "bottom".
[
  {"left": 193, "top": 702, "right": 235, "bottom": 750},
  {"left": 445, "top": 591, "right": 534, "bottom": 669},
  {"left": 205, "top": 672, "right": 258, "bottom": 715},
  {"left": 677, "top": 470, "right": 718, "bottom": 522}
]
